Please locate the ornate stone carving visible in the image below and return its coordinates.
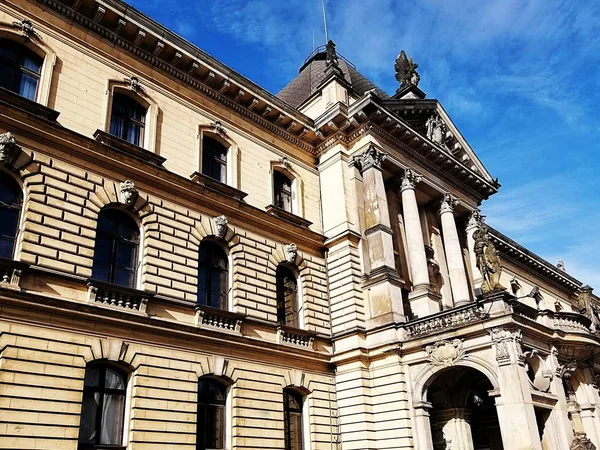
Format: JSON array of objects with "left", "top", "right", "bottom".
[
  {"left": 438, "top": 193, "right": 458, "bottom": 215},
  {"left": 0, "top": 132, "right": 18, "bottom": 164},
  {"left": 425, "top": 339, "right": 465, "bottom": 367},
  {"left": 489, "top": 327, "right": 523, "bottom": 366},
  {"left": 279, "top": 156, "right": 291, "bottom": 170},
  {"left": 352, "top": 144, "right": 387, "bottom": 172},
  {"left": 119, "top": 180, "right": 138, "bottom": 205},
  {"left": 214, "top": 215, "right": 228, "bottom": 239},
  {"left": 124, "top": 76, "right": 143, "bottom": 93},
  {"left": 400, "top": 168, "right": 422, "bottom": 191},
  {"left": 473, "top": 224, "right": 504, "bottom": 293},
  {"left": 425, "top": 113, "right": 446, "bottom": 145},
  {"left": 210, "top": 120, "right": 227, "bottom": 135},
  {"left": 13, "top": 19, "right": 38, "bottom": 39},
  {"left": 285, "top": 243, "right": 298, "bottom": 264},
  {"left": 570, "top": 434, "right": 596, "bottom": 450},
  {"left": 425, "top": 245, "right": 442, "bottom": 294},
  {"left": 466, "top": 208, "right": 485, "bottom": 229},
  {"left": 557, "top": 259, "right": 566, "bottom": 271},
  {"left": 394, "top": 50, "right": 420, "bottom": 89},
  {"left": 558, "top": 344, "right": 594, "bottom": 363}
]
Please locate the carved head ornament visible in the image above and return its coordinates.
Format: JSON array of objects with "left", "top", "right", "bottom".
[
  {"left": 0, "top": 132, "right": 19, "bottom": 164},
  {"left": 214, "top": 215, "right": 228, "bottom": 239},
  {"left": 119, "top": 180, "right": 138, "bottom": 205},
  {"left": 285, "top": 243, "right": 298, "bottom": 264}
]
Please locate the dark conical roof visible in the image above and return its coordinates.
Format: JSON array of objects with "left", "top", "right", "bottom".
[{"left": 276, "top": 48, "right": 390, "bottom": 108}]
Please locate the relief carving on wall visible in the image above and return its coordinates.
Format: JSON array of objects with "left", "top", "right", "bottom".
[
  {"left": 489, "top": 327, "right": 524, "bottom": 366},
  {"left": 214, "top": 215, "right": 228, "bottom": 239},
  {"left": 425, "top": 113, "right": 446, "bottom": 146},
  {"left": 285, "top": 243, "right": 298, "bottom": 264},
  {"left": 426, "top": 339, "right": 465, "bottom": 367},
  {"left": 13, "top": 19, "right": 38, "bottom": 39},
  {"left": 0, "top": 132, "right": 18, "bottom": 164},
  {"left": 119, "top": 180, "right": 138, "bottom": 206}
]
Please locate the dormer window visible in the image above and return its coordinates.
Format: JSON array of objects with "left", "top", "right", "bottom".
[
  {"left": 0, "top": 39, "right": 43, "bottom": 101},
  {"left": 202, "top": 136, "right": 228, "bottom": 183},
  {"left": 109, "top": 93, "right": 147, "bottom": 147},
  {"left": 274, "top": 171, "right": 293, "bottom": 213}
]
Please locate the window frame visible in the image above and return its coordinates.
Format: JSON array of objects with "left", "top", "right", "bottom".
[
  {"left": 197, "top": 241, "right": 229, "bottom": 310},
  {"left": 91, "top": 208, "right": 140, "bottom": 289},
  {"left": 108, "top": 92, "right": 147, "bottom": 148},
  {"left": 0, "top": 171, "right": 23, "bottom": 260},
  {"left": 78, "top": 362, "right": 128, "bottom": 450},
  {"left": 276, "top": 265, "right": 300, "bottom": 328},
  {"left": 273, "top": 170, "right": 293, "bottom": 213},
  {"left": 283, "top": 388, "right": 305, "bottom": 450},
  {"left": 196, "top": 377, "right": 228, "bottom": 450},
  {"left": 201, "top": 135, "right": 228, "bottom": 184},
  {"left": 0, "top": 38, "right": 43, "bottom": 101}
]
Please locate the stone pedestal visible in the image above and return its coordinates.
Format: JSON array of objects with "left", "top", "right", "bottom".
[{"left": 432, "top": 408, "right": 474, "bottom": 450}]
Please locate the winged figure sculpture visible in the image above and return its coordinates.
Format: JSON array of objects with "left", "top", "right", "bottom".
[{"left": 394, "top": 50, "right": 420, "bottom": 89}]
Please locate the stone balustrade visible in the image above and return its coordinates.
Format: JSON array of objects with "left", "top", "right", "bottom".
[
  {"left": 195, "top": 305, "right": 244, "bottom": 334},
  {"left": 87, "top": 280, "right": 151, "bottom": 313},
  {"left": 277, "top": 325, "right": 317, "bottom": 349},
  {"left": 404, "top": 302, "right": 488, "bottom": 338},
  {"left": 0, "top": 258, "right": 27, "bottom": 289},
  {"left": 552, "top": 311, "right": 591, "bottom": 333}
]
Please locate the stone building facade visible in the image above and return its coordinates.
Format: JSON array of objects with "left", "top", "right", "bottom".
[{"left": 0, "top": 0, "right": 598, "bottom": 449}]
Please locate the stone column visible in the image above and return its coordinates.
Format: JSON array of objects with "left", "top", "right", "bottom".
[
  {"left": 438, "top": 193, "right": 471, "bottom": 306},
  {"left": 354, "top": 144, "right": 404, "bottom": 325},
  {"left": 413, "top": 402, "right": 434, "bottom": 450},
  {"left": 465, "top": 209, "right": 484, "bottom": 290},
  {"left": 434, "top": 408, "right": 474, "bottom": 450},
  {"left": 490, "top": 327, "right": 543, "bottom": 450},
  {"left": 400, "top": 169, "right": 440, "bottom": 317}
]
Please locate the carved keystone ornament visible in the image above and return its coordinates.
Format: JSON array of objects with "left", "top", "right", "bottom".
[
  {"left": 119, "top": 180, "right": 138, "bottom": 205},
  {"left": 0, "top": 132, "right": 19, "bottom": 164},
  {"left": 426, "top": 339, "right": 465, "bottom": 367},
  {"left": 214, "top": 215, "right": 228, "bottom": 239},
  {"left": 285, "top": 243, "right": 298, "bottom": 264}
]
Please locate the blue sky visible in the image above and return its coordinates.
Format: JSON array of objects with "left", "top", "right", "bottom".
[{"left": 129, "top": 0, "right": 600, "bottom": 288}]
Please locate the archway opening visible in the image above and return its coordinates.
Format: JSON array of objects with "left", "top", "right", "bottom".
[{"left": 427, "top": 366, "right": 503, "bottom": 450}]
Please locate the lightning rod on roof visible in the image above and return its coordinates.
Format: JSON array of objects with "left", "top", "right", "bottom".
[{"left": 322, "top": 0, "right": 329, "bottom": 43}]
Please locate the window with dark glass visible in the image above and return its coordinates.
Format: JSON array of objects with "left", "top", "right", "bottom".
[
  {"left": 91, "top": 209, "right": 139, "bottom": 288},
  {"left": 197, "top": 378, "right": 226, "bottom": 450},
  {"left": 109, "top": 93, "right": 146, "bottom": 147},
  {"left": 274, "top": 171, "right": 292, "bottom": 212},
  {"left": 78, "top": 362, "right": 127, "bottom": 450},
  {"left": 202, "top": 136, "right": 227, "bottom": 183},
  {"left": 283, "top": 389, "right": 304, "bottom": 450},
  {"left": 0, "top": 39, "right": 43, "bottom": 101},
  {"left": 0, "top": 173, "right": 22, "bottom": 259},
  {"left": 197, "top": 242, "right": 228, "bottom": 309},
  {"left": 276, "top": 266, "right": 299, "bottom": 328}
]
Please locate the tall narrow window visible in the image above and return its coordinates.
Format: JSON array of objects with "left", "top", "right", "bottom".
[
  {"left": 0, "top": 39, "right": 43, "bottom": 101},
  {"left": 283, "top": 389, "right": 304, "bottom": 450},
  {"left": 202, "top": 136, "right": 227, "bottom": 183},
  {"left": 109, "top": 93, "right": 146, "bottom": 147},
  {"left": 276, "top": 266, "right": 299, "bottom": 328},
  {"left": 0, "top": 173, "right": 22, "bottom": 259},
  {"left": 78, "top": 362, "right": 128, "bottom": 450},
  {"left": 91, "top": 209, "right": 139, "bottom": 288},
  {"left": 274, "top": 171, "right": 293, "bottom": 212},
  {"left": 197, "top": 242, "right": 228, "bottom": 309},
  {"left": 197, "top": 378, "right": 227, "bottom": 450}
]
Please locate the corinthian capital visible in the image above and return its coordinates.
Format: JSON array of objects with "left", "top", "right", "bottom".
[
  {"left": 439, "top": 193, "right": 459, "bottom": 215},
  {"left": 467, "top": 208, "right": 485, "bottom": 229},
  {"left": 352, "top": 143, "right": 387, "bottom": 173},
  {"left": 400, "top": 168, "right": 422, "bottom": 191}
]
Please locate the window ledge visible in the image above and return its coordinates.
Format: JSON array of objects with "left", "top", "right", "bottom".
[
  {"left": 265, "top": 205, "right": 312, "bottom": 228},
  {"left": 0, "top": 87, "right": 60, "bottom": 121},
  {"left": 276, "top": 325, "right": 317, "bottom": 349},
  {"left": 190, "top": 171, "right": 248, "bottom": 201},
  {"left": 94, "top": 130, "right": 166, "bottom": 166},
  {"left": 86, "top": 279, "right": 154, "bottom": 314},
  {"left": 195, "top": 305, "right": 245, "bottom": 335}
]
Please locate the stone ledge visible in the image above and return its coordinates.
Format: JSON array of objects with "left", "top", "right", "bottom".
[
  {"left": 195, "top": 304, "right": 245, "bottom": 335},
  {"left": 86, "top": 279, "right": 153, "bottom": 314},
  {"left": 191, "top": 171, "right": 248, "bottom": 201},
  {"left": 277, "top": 325, "right": 317, "bottom": 349},
  {"left": 265, "top": 204, "right": 312, "bottom": 228},
  {"left": 94, "top": 129, "right": 166, "bottom": 167},
  {"left": 0, "top": 87, "right": 60, "bottom": 121}
]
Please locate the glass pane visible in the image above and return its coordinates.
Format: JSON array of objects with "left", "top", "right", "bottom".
[
  {"left": 0, "top": 63, "right": 13, "bottom": 91},
  {"left": 197, "top": 403, "right": 207, "bottom": 448},
  {"left": 0, "top": 238, "right": 14, "bottom": 259},
  {"left": 289, "top": 412, "right": 303, "bottom": 450},
  {"left": 207, "top": 404, "right": 224, "bottom": 449},
  {"left": 18, "top": 74, "right": 38, "bottom": 100},
  {"left": 0, "top": 209, "right": 19, "bottom": 237},
  {"left": 114, "top": 268, "right": 135, "bottom": 288},
  {"left": 0, "top": 42, "right": 17, "bottom": 61},
  {"left": 105, "top": 368, "right": 125, "bottom": 390},
  {"left": 91, "top": 264, "right": 110, "bottom": 283},
  {"left": 99, "top": 393, "right": 125, "bottom": 445},
  {"left": 22, "top": 54, "right": 42, "bottom": 73},
  {"left": 115, "top": 241, "right": 136, "bottom": 269},
  {"left": 109, "top": 114, "right": 125, "bottom": 140},
  {"left": 126, "top": 122, "right": 141, "bottom": 146},
  {"left": 93, "top": 237, "right": 113, "bottom": 266},
  {"left": 118, "top": 220, "right": 138, "bottom": 241},
  {"left": 0, "top": 174, "right": 22, "bottom": 205},
  {"left": 84, "top": 367, "right": 100, "bottom": 387},
  {"left": 96, "top": 213, "right": 114, "bottom": 234},
  {"left": 78, "top": 391, "right": 100, "bottom": 443}
]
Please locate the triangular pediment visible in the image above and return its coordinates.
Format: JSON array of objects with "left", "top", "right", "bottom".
[{"left": 381, "top": 98, "right": 494, "bottom": 183}]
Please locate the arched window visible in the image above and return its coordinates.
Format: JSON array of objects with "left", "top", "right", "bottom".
[
  {"left": 274, "top": 171, "right": 293, "bottom": 212},
  {"left": 283, "top": 388, "right": 304, "bottom": 450},
  {"left": 0, "top": 172, "right": 22, "bottom": 259},
  {"left": 276, "top": 265, "right": 299, "bottom": 328},
  {"left": 0, "top": 39, "right": 43, "bottom": 101},
  {"left": 197, "top": 241, "right": 229, "bottom": 309},
  {"left": 109, "top": 93, "right": 146, "bottom": 147},
  {"left": 202, "top": 136, "right": 227, "bottom": 183},
  {"left": 91, "top": 209, "right": 139, "bottom": 288},
  {"left": 78, "top": 362, "right": 128, "bottom": 449},
  {"left": 197, "top": 378, "right": 227, "bottom": 450}
]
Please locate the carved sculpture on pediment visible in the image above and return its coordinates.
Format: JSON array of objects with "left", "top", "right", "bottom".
[
  {"left": 119, "top": 180, "right": 138, "bottom": 205},
  {"left": 214, "top": 215, "right": 228, "bottom": 239},
  {"left": 426, "top": 113, "right": 446, "bottom": 146},
  {"left": 395, "top": 50, "right": 420, "bottom": 90},
  {"left": 285, "top": 243, "right": 298, "bottom": 264},
  {"left": 426, "top": 339, "right": 465, "bottom": 367},
  {"left": 557, "top": 259, "right": 566, "bottom": 271},
  {"left": 473, "top": 224, "right": 504, "bottom": 294},
  {"left": 489, "top": 327, "right": 523, "bottom": 366},
  {"left": 0, "top": 132, "right": 19, "bottom": 164}
]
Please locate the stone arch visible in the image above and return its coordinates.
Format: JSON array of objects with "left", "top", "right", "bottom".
[
  {"left": 190, "top": 214, "right": 239, "bottom": 250},
  {"left": 194, "top": 355, "right": 236, "bottom": 384},
  {"left": 281, "top": 369, "right": 312, "bottom": 395},
  {"left": 268, "top": 243, "right": 307, "bottom": 275},
  {"left": 81, "top": 338, "right": 136, "bottom": 372},
  {"left": 86, "top": 178, "right": 152, "bottom": 222},
  {"left": 413, "top": 356, "right": 500, "bottom": 404},
  {"left": 0, "top": 19, "right": 57, "bottom": 106}
]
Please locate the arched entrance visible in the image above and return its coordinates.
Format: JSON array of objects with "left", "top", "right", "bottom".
[{"left": 426, "top": 366, "right": 503, "bottom": 449}]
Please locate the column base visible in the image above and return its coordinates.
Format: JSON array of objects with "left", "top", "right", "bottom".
[
  {"left": 365, "top": 277, "right": 406, "bottom": 327},
  {"left": 409, "top": 286, "right": 441, "bottom": 318}
]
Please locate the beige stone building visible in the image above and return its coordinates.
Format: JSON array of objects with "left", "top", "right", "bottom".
[{"left": 0, "top": 1, "right": 598, "bottom": 449}]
